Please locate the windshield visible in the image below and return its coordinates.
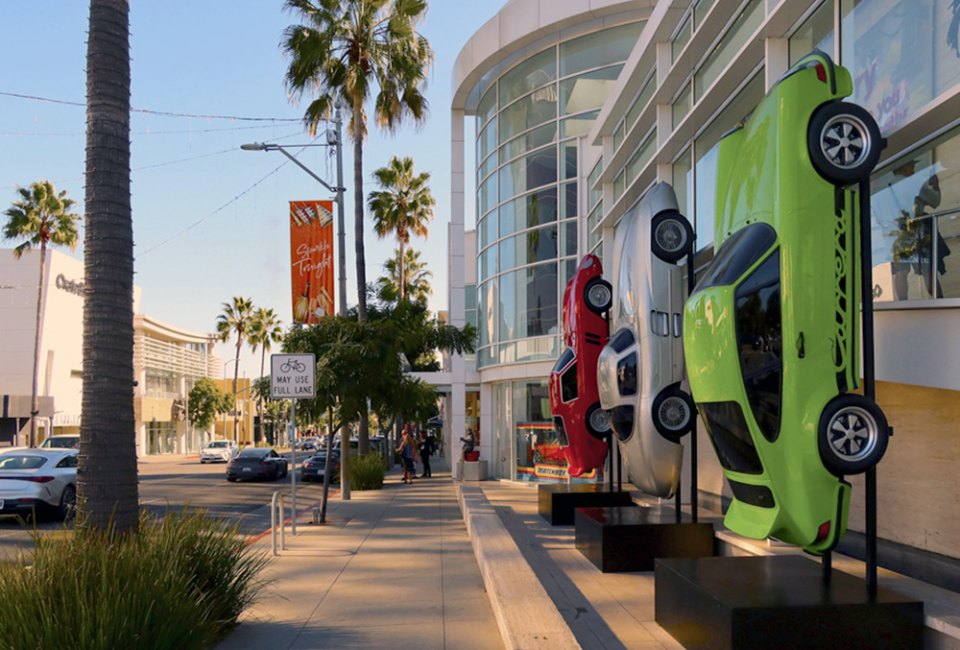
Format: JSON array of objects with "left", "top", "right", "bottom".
[
  {"left": 237, "top": 448, "right": 266, "bottom": 458},
  {"left": 0, "top": 455, "right": 48, "bottom": 470},
  {"left": 734, "top": 250, "right": 782, "bottom": 442},
  {"left": 41, "top": 437, "right": 79, "bottom": 449},
  {"left": 206, "top": 441, "right": 229, "bottom": 449},
  {"left": 695, "top": 223, "right": 777, "bottom": 291}
]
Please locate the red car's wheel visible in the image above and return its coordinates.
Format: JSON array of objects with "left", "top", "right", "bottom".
[
  {"left": 583, "top": 278, "right": 612, "bottom": 314},
  {"left": 585, "top": 403, "right": 611, "bottom": 438}
]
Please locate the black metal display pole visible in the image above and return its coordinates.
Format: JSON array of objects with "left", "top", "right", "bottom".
[
  {"left": 617, "top": 436, "right": 623, "bottom": 493},
  {"left": 606, "top": 432, "right": 615, "bottom": 493},
  {"left": 859, "top": 178, "right": 879, "bottom": 599},
  {"left": 687, "top": 252, "right": 699, "bottom": 524}
]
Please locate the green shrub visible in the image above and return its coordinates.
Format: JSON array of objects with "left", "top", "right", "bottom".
[
  {"left": 0, "top": 510, "right": 268, "bottom": 650},
  {"left": 350, "top": 453, "right": 387, "bottom": 490}
]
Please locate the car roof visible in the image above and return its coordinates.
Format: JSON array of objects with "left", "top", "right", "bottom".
[{"left": 0, "top": 448, "right": 78, "bottom": 459}]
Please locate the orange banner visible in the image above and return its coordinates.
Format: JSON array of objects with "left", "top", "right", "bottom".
[{"left": 289, "top": 200, "right": 334, "bottom": 323}]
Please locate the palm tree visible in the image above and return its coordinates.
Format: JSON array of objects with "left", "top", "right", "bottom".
[
  {"left": 3, "top": 181, "right": 81, "bottom": 449},
  {"left": 377, "top": 248, "right": 432, "bottom": 306},
  {"left": 216, "top": 297, "right": 255, "bottom": 442},
  {"left": 79, "top": 0, "right": 138, "bottom": 534},
  {"left": 283, "top": 0, "right": 433, "bottom": 322},
  {"left": 369, "top": 156, "right": 435, "bottom": 302},
  {"left": 248, "top": 307, "right": 283, "bottom": 443}
]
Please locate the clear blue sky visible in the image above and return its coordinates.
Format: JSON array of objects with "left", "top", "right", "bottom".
[{"left": 0, "top": 0, "right": 503, "bottom": 377}]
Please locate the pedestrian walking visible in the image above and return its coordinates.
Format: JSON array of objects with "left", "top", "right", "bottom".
[
  {"left": 418, "top": 430, "right": 435, "bottom": 478},
  {"left": 397, "top": 431, "right": 418, "bottom": 484}
]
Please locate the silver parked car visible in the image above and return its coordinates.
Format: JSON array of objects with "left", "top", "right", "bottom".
[
  {"left": 597, "top": 182, "right": 695, "bottom": 498},
  {"left": 0, "top": 449, "right": 78, "bottom": 520}
]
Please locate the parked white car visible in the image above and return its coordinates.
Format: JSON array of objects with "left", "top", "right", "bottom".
[
  {"left": 0, "top": 449, "right": 77, "bottom": 520},
  {"left": 597, "top": 182, "right": 695, "bottom": 498},
  {"left": 200, "top": 439, "right": 238, "bottom": 463}
]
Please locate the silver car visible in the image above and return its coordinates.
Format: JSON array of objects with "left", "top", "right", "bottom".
[
  {"left": 0, "top": 449, "right": 78, "bottom": 520},
  {"left": 597, "top": 182, "right": 695, "bottom": 497}
]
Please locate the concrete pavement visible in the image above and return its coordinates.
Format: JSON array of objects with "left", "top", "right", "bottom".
[{"left": 217, "top": 460, "right": 503, "bottom": 650}]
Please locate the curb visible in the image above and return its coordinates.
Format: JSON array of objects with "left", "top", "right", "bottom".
[{"left": 457, "top": 484, "right": 581, "bottom": 650}]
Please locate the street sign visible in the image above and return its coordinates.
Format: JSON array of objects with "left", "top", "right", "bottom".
[{"left": 270, "top": 353, "right": 316, "bottom": 399}]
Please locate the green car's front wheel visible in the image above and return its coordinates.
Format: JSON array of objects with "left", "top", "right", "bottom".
[
  {"left": 818, "top": 394, "right": 890, "bottom": 476},
  {"left": 808, "top": 102, "right": 882, "bottom": 185}
]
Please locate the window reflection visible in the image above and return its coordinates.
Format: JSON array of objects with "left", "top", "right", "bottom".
[{"left": 870, "top": 126, "right": 960, "bottom": 301}]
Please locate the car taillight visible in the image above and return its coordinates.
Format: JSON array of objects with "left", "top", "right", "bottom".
[
  {"left": 0, "top": 476, "right": 55, "bottom": 483},
  {"left": 260, "top": 459, "right": 271, "bottom": 465},
  {"left": 815, "top": 63, "right": 827, "bottom": 83},
  {"left": 815, "top": 521, "right": 831, "bottom": 544}
]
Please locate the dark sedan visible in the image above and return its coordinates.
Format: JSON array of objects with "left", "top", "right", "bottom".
[
  {"left": 226, "top": 447, "right": 289, "bottom": 482},
  {"left": 301, "top": 451, "right": 340, "bottom": 483}
]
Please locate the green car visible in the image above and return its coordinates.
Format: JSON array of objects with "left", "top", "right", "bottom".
[{"left": 683, "top": 52, "right": 888, "bottom": 554}]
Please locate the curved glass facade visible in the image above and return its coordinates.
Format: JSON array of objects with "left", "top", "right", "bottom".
[{"left": 475, "top": 21, "right": 644, "bottom": 368}]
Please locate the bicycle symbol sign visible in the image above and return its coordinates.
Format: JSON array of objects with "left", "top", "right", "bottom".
[{"left": 270, "top": 353, "right": 316, "bottom": 399}]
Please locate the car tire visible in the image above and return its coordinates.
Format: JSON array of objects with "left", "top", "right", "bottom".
[
  {"left": 652, "top": 385, "right": 695, "bottom": 442},
  {"left": 651, "top": 210, "right": 694, "bottom": 263},
  {"left": 583, "top": 278, "right": 613, "bottom": 315},
  {"left": 585, "top": 402, "right": 612, "bottom": 438},
  {"left": 227, "top": 476, "right": 237, "bottom": 482},
  {"left": 59, "top": 485, "right": 76, "bottom": 522},
  {"left": 808, "top": 102, "right": 882, "bottom": 185},
  {"left": 280, "top": 464, "right": 288, "bottom": 479},
  {"left": 818, "top": 394, "right": 889, "bottom": 476}
]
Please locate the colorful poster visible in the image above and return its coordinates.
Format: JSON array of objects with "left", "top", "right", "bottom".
[{"left": 289, "top": 200, "right": 334, "bottom": 323}]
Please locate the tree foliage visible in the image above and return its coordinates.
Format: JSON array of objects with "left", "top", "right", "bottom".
[
  {"left": 376, "top": 247, "right": 432, "bottom": 307},
  {"left": 188, "top": 378, "right": 234, "bottom": 432},
  {"left": 3, "top": 180, "right": 80, "bottom": 258}
]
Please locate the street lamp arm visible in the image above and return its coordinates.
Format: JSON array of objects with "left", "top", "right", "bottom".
[{"left": 241, "top": 143, "right": 344, "bottom": 194}]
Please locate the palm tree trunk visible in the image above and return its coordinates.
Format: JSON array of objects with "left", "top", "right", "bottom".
[
  {"left": 398, "top": 241, "right": 405, "bottom": 302},
  {"left": 353, "top": 100, "right": 367, "bottom": 323},
  {"left": 28, "top": 243, "right": 47, "bottom": 448},
  {"left": 257, "top": 344, "right": 267, "bottom": 444},
  {"left": 80, "top": 0, "right": 138, "bottom": 534},
  {"left": 233, "top": 335, "right": 241, "bottom": 443}
]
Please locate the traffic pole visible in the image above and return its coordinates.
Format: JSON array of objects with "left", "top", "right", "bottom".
[{"left": 290, "top": 398, "right": 297, "bottom": 536}]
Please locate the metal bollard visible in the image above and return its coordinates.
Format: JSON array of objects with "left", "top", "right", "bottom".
[{"left": 271, "top": 490, "right": 286, "bottom": 556}]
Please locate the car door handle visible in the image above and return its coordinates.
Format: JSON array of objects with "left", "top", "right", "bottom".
[{"left": 797, "top": 331, "right": 805, "bottom": 359}]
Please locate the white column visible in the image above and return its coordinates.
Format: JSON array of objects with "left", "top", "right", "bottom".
[
  {"left": 450, "top": 108, "right": 468, "bottom": 478},
  {"left": 765, "top": 38, "right": 789, "bottom": 92}
]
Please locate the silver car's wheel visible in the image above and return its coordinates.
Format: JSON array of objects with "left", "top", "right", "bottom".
[
  {"left": 59, "top": 485, "right": 76, "bottom": 522},
  {"left": 652, "top": 386, "right": 695, "bottom": 442},
  {"left": 651, "top": 211, "right": 693, "bottom": 263},
  {"left": 818, "top": 394, "right": 889, "bottom": 476}
]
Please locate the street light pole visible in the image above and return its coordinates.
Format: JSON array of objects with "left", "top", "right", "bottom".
[{"left": 240, "top": 137, "right": 347, "bottom": 315}]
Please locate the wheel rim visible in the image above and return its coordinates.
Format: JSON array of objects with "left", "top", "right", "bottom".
[
  {"left": 820, "top": 114, "right": 871, "bottom": 169},
  {"left": 655, "top": 219, "right": 687, "bottom": 253},
  {"left": 827, "top": 406, "right": 878, "bottom": 462},
  {"left": 586, "top": 283, "right": 611, "bottom": 309},
  {"left": 589, "top": 408, "right": 610, "bottom": 432},
  {"left": 659, "top": 396, "right": 689, "bottom": 431},
  {"left": 62, "top": 488, "right": 76, "bottom": 520}
]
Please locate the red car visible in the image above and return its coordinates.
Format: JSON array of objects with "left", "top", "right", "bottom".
[{"left": 549, "top": 254, "right": 612, "bottom": 477}]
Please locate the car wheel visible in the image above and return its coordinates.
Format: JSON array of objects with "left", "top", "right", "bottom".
[
  {"left": 818, "top": 394, "right": 889, "bottom": 476},
  {"left": 651, "top": 210, "right": 693, "bottom": 263},
  {"left": 808, "top": 102, "right": 882, "bottom": 185},
  {"left": 227, "top": 476, "right": 237, "bottom": 482},
  {"left": 280, "top": 464, "right": 288, "bottom": 479},
  {"left": 59, "top": 485, "right": 77, "bottom": 522},
  {"left": 585, "top": 403, "right": 612, "bottom": 438},
  {"left": 652, "top": 385, "right": 695, "bottom": 442},
  {"left": 584, "top": 278, "right": 613, "bottom": 315}
]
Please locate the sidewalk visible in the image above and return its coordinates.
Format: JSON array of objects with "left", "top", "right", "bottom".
[{"left": 216, "top": 460, "right": 503, "bottom": 650}]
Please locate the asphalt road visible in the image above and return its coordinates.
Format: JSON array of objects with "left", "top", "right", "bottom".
[{"left": 0, "top": 453, "right": 334, "bottom": 560}]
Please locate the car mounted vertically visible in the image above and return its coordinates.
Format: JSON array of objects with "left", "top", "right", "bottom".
[
  {"left": 549, "top": 254, "right": 612, "bottom": 477},
  {"left": 683, "top": 51, "right": 888, "bottom": 554},
  {"left": 596, "top": 182, "right": 695, "bottom": 497}
]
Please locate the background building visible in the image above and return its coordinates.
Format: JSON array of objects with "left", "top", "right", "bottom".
[
  {"left": 0, "top": 248, "right": 222, "bottom": 454},
  {"left": 448, "top": 0, "right": 960, "bottom": 587}
]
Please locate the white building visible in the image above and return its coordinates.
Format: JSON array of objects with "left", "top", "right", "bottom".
[
  {"left": 0, "top": 248, "right": 220, "bottom": 454},
  {"left": 446, "top": 0, "right": 960, "bottom": 587}
]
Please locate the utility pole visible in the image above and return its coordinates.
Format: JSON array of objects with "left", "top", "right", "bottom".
[{"left": 334, "top": 107, "right": 347, "bottom": 316}]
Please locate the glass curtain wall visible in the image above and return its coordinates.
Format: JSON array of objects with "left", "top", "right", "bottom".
[{"left": 475, "top": 21, "right": 644, "bottom": 369}]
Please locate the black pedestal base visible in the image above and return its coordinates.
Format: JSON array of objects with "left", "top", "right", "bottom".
[
  {"left": 575, "top": 506, "right": 714, "bottom": 572},
  {"left": 655, "top": 555, "right": 924, "bottom": 650},
  {"left": 537, "top": 484, "right": 633, "bottom": 525}
]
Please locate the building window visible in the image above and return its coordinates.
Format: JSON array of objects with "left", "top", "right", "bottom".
[
  {"left": 672, "top": 81, "right": 692, "bottom": 130},
  {"left": 499, "top": 145, "right": 558, "bottom": 201},
  {"left": 693, "top": 70, "right": 765, "bottom": 250},
  {"left": 672, "top": 15, "right": 692, "bottom": 62},
  {"left": 841, "top": 0, "right": 960, "bottom": 134},
  {"left": 870, "top": 124, "right": 960, "bottom": 302},
  {"left": 789, "top": 1, "right": 835, "bottom": 65},
  {"left": 559, "top": 22, "right": 644, "bottom": 77},
  {"left": 499, "top": 48, "right": 556, "bottom": 108},
  {"left": 694, "top": 0, "right": 763, "bottom": 99},
  {"left": 673, "top": 148, "right": 693, "bottom": 220},
  {"left": 560, "top": 65, "right": 623, "bottom": 115}
]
